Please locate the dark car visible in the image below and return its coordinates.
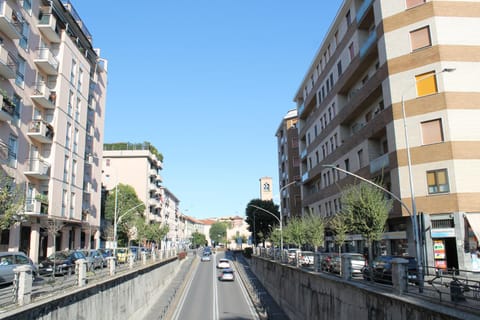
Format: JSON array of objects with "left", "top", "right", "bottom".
[
  {"left": 38, "top": 250, "right": 87, "bottom": 276},
  {"left": 362, "top": 255, "right": 418, "bottom": 284},
  {"left": 0, "top": 252, "right": 38, "bottom": 285}
]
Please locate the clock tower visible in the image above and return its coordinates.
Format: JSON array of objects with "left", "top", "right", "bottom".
[{"left": 259, "top": 176, "right": 273, "bottom": 201}]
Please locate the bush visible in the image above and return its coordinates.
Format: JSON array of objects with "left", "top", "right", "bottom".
[{"left": 244, "top": 247, "right": 253, "bottom": 258}]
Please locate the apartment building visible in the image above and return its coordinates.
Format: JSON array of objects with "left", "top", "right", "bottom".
[
  {"left": 161, "top": 187, "right": 182, "bottom": 249},
  {"left": 276, "top": 109, "right": 302, "bottom": 222},
  {"left": 0, "top": 0, "right": 107, "bottom": 263},
  {"left": 294, "top": 0, "right": 480, "bottom": 271}
]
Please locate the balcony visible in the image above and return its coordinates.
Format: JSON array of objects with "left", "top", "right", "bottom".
[
  {"left": 0, "top": 0, "right": 22, "bottom": 39},
  {"left": 0, "top": 46, "right": 15, "bottom": 79},
  {"left": 360, "top": 31, "right": 377, "bottom": 58},
  {"left": 302, "top": 171, "right": 309, "bottom": 183},
  {"left": 150, "top": 168, "right": 157, "bottom": 176},
  {"left": 83, "top": 181, "right": 92, "bottom": 193},
  {"left": 298, "top": 103, "right": 305, "bottom": 117},
  {"left": 0, "top": 94, "right": 14, "bottom": 122},
  {"left": 34, "top": 48, "right": 59, "bottom": 75},
  {"left": 370, "top": 153, "right": 389, "bottom": 174},
  {"left": 148, "top": 198, "right": 158, "bottom": 207},
  {"left": 24, "top": 158, "right": 51, "bottom": 180},
  {"left": 356, "top": 0, "right": 373, "bottom": 24},
  {"left": 24, "top": 198, "right": 48, "bottom": 216},
  {"left": 300, "top": 148, "right": 307, "bottom": 159},
  {"left": 31, "top": 82, "right": 56, "bottom": 109},
  {"left": 27, "top": 120, "right": 54, "bottom": 144},
  {"left": 37, "top": 13, "right": 61, "bottom": 43}
]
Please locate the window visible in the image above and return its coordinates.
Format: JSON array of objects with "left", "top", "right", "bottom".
[
  {"left": 358, "top": 149, "right": 364, "bottom": 168},
  {"left": 349, "top": 43, "right": 355, "bottom": 60},
  {"left": 20, "top": 22, "right": 29, "bottom": 50},
  {"left": 406, "top": 0, "right": 425, "bottom": 9},
  {"left": 410, "top": 26, "right": 431, "bottom": 51},
  {"left": 70, "top": 59, "right": 76, "bottom": 83},
  {"left": 337, "top": 61, "right": 343, "bottom": 76},
  {"left": 12, "top": 94, "right": 21, "bottom": 123},
  {"left": 72, "top": 159, "right": 77, "bottom": 184},
  {"left": 75, "top": 98, "right": 81, "bottom": 121},
  {"left": 421, "top": 119, "right": 444, "bottom": 145},
  {"left": 73, "top": 128, "right": 79, "bottom": 153},
  {"left": 16, "top": 56, "right": 26, "bottom": 87},
  {"left": 70, "top": 192, "right": 75, "bottom": 218},
  {"left": 427, "top": 169, "right": 449, "bottom": 194},
  {"left": 62, "top": 189, "right": 67, "bottom": 217},
  {"left": 68, "top": 91, "right": 74, "bottom": 116},
  {"left": 416, "top": 71, "right": 437, "bottom": 96},
  {"left": 23, "top": 0, "right": 32, "bottom": 12},
  {"left": 334, "top": 31, "right": 339, "bottom": 46},
  {"left": 63, "top": 156, "right": 69, "bottom": 182},
  {"left": 346, "top": 10, "right": 351, "bottom": 26},
  {"left": 78, "top": 68, "right": 83, "bottom": 91},
  {"left": 66, "top": 122, "right": 71, "bottom": 149},
  {"left": 8, "top": 135, "right": 17, "bottom": 168},
  {"left": 329, "top": 73, "right": 334, "bottom": 88}
]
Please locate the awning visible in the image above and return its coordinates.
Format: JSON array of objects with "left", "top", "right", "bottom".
[{"left": 465, "top": 213, "right": 480, "bottom": 242}]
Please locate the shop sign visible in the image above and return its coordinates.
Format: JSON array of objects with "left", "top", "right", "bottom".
[{"left": 431, "top": 228, "right": 455, "bottom": 238}]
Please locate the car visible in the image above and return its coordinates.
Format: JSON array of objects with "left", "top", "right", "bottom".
[
  {"left": 330, "top": 253, "right": 366, "bottom": 276},
  {"left": 97, "top": 248, "right": 114, "bottom": 267},
  {"left": 218, "top": 268, "right": 235, "bottom": 281},
  {"left": 38, "top": 250, "right": 87, "bottom": 276},
  {"left": 201, "top": 254, "right": 211, "bottom": 262},
  {"left": 80, "top": 249, "right": 105, "bottom": 271},
  {"left": 299, "top": 251, "right": 315, "bottom": 266},
  {"left": 362, "top": 255, "right": 418, "bottom": 284},
  {"left": 217, "top": 258, "right": 231, "bottom": 269},
  {"left": 0, "top": 251, "right": 38, "bottom": 285},
  {"left": 203, "top": 247, "right": 212, "bottom": 256},
  {"left": 115, "top": 248, "right": 130, "bottom": 264},
  {"left": 287, "top": 248, "right": 301, "bottom": 263},
  {"left": 319, "top": 253, "right": 338, "bottom": 272}
]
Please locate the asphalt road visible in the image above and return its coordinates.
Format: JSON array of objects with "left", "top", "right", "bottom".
[{"left": 170, "top": 251, "right": 259, "bottom": 320}]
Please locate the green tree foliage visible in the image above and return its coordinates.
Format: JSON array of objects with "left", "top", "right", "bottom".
[
  {"left": 341, "top": 181, "right": 392, "bottom": 264},
  {"left": 103, "top": 142, "right": 163, "bottom": 162},
  {"left": 0, "top": 172, "right": 25, "bottom": 230},
  {"left": 304, "top": 213, "right": 325, "bottom": 251},
  {"left": 191, "top": 231, "right": 206, "bottom": 248},
  {"left": 245, "top": 199, "right": 280, "bottom": 246},
  {"left": 329, "top": 212, "right": 350, "bottom": 257},
  {"left": 137, "top": 221, "right": 169, "bottom": 247},
  {"left": 284, "top": 216, "right": 307, "bottom": 248},
  {"left": 104, "top": 183, "right": 145, "bottom": 245},
  {"left": 209, "top": 222, "right": 227, "bottom": 246}
]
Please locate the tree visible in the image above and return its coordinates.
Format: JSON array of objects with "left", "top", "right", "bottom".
[
  {"left": 104, "top": 183, "right": 145, "bottom": 246},
  {"left": 284, "top": 216, "right": 307, "bottom": 249},
  {"left": 341, "top": 181, "right": 392, "bottom": 265},
  {"left": 209, "top": 222, "right": 227, "bottom": 246},
  {"left": 0, "top": 172, "right": 25, "bottom": 230},
  {"left": 304, "top": 213, "right": 325, "bottom": 251},
  {"left": 329, "top": 213, "right": 349, "bottom": 254},
  {"left": 191, "top": 231, "right": 206, "bottom": 248},
  {"left": 245, "top": 199, "right": 280, "bottom": 246},
  {"left": 137, "top": 221, "right": 169, "bottom": 248}
]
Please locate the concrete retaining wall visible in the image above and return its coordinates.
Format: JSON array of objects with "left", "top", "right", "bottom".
[
  {"left": 251, "top": 256, "right": 477, "bottom": 320},
  {"left": 0, "top": 257, "right": 179, "bottom": 320}
]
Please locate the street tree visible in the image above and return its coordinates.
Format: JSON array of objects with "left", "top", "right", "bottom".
[
  {"left": 0, "top": 172, "right": 25, "bottom": 230},
  {"left": 137, "top": 221, "right": 169, "bottom": 248},
  {"left": 341, "top": 181, "right": 392, "bottom": 265},
  {"left": 245, "top": 199, "right": 280, "bottom": 246},
  {"left": 191, "top": 231, "right": 206, "bottom": 248},
  {"left": 329, "top": 213, "right": 349, "bottom": 255},
  {"left": 284, "top": 216, "right": 307, "bottom": 249},
  {"left": 209, "top": 222, "right": 227, "bottom": 246},
  {"left": 104, "top": 183, "right": 145, "bottom": 246},
  {"left": 304, "top": 213, "right": 325, "bottom": 251}
]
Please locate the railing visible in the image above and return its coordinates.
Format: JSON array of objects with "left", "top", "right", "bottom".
[
  {"left": 360, "top": 31, "right": 377, "bottom": 57},
  {"left": 356, "top": 0, "right": 373, "bottom": 23},
  {"left": 370, "top": 153, "right": 389, "bottom": 173}
]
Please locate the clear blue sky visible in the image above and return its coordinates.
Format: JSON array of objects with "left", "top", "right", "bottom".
[{"left": 70, "top": 0, "right": 343, "bottom": 219}]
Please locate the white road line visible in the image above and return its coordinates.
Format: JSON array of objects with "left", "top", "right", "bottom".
[
  {"left": 170, "top": 260, "right": 199, "bottom": 320},
  {"left": 234, "top": 263, "right": 260, "bottom": 320},
  {"left": 213, "top": 255, "right": 219, "bottom": 320}
]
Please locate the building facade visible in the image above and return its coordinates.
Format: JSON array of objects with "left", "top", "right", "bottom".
[
  {"left": 276, "top": 109, "right": 302, "bottom": 222},
  {"left": 0, "top": 0, "right": 107, "bottom": 263},
  {"left": 294, "top": 0, "right": 480, "bottom": 271}
]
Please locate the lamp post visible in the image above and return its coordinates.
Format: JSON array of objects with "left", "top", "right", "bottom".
[{"left": 400, "top": 67, "right": 455, "bottom": 292}]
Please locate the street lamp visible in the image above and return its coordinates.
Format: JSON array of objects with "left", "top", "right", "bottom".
[{"left": 400, "top": 67, "right": 455, "bottom": 292}]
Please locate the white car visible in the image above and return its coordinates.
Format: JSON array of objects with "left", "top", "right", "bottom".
[
  {"left": 217, "top": 258, "right": 231, "bottom": 269},
  {"left": 218, "top": 268, "right": 235, "bottom": 281},
  {"left": 201, "top": 254, "right": 211, "bottom": 262}
]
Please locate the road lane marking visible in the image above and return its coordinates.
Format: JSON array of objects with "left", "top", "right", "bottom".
[
  {"left": 233, "top": 262, "right": 260, "bottom": 320},
  {"left": 170, "top": 258, "right": 200, "bottom": 320},
  {"left": 213, "top": 254, "right": 219, "bottom": 320}
]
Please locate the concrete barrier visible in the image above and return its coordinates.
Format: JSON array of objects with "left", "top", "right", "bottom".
[
  {"left": 1, "top": 257, "right": 180, "bottom": 320},
  {"left": 251, "top": 256, "right": 477, "bottom": 320}
]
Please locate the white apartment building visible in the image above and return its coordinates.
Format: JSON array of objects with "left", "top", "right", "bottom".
[
  {"left": 294, "top": 0, "right": 480, "bottom": 271},
  {"left": 0, "top": 0, "right": 107, "bottom": 263}
]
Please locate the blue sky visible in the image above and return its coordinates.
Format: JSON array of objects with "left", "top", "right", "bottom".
[{"left": 70, "top": 0, "right": 343, "bottom": 219}]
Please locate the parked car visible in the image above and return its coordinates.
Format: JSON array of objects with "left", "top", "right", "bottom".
[
  {"left": 300, "top": 251, "right": 315, "bottom": 266},
  {"left": 217, "top": 258, "right": 231, "bottom": 269},
  {"left": 80, "top": 249, "right": 105, "bottom": 271},
  {"left": 330, "top": 253, "right": 366, "bottom": 277},
  {"left": 362, "top": 255, "right": 418, "bottom": 284},
  {"left": 38, "top": 250, "right": 87, "bottom": 276},
  {"left": 97, "top": 248, "right": 114, "bottom": 267},
  {"left": 0, "top": 252, "right": 38, "bottom": 285},
  {"left": 287, "top": 248, "right": 301, "bottom": 263},
  {"left": 218, "top": 268, "right": 235, "bottom": 281},
  {"left": 319, "top": 252, "right": 338, "bottom": 272},
  {"left": 115, "top": 248, "right": 130, "bottom": 264}
]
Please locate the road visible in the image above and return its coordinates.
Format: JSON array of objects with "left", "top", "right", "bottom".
[{"left": 170, "top": 251, "right": 259, "bottom": 320}]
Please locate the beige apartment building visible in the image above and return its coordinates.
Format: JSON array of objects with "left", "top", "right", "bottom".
[
  {"left": 0, "top": 0, "right": 107, "bottom": 262},
  {"left": 294, "top": 0, "right": 480, "bottom": 271},
  {"left": 103, "top": 146, "right": 186, "bottom": 249},
  {"left": 276, "top": 109, "right": 302, "bottom": 222}
]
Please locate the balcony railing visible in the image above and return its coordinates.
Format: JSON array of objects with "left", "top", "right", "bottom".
[
  {"left": 370, "top": 153, "right": 389, "bottom": 174},
  {"left": 302, "top": 171, "right": 309, "bottom": 183},
  {"left": 0, "top": 94, "right": 14, "bottom": 121},
  {"left": 24, "top": 198, "right": 48, "bottom": 215},
  {"left": 31, "top": 82, "right": 56, "bottom": 109},
  {"left": 0, "top": 0, "right": 22, "bottom": 39},
  {"left": 34, "top": 47, "right": 59, "bottom": 75},
  {"left": 0, "top": 45, "right": 15, "bottom": 79},
  {"left": 27, "top": 119, "right": 54, "bottom": 143},
  {"left": 37, "top": 13, "right": 61, "bottom": 43},
  {"left": 24, "top": 158, "right": 51, "bottom": 180},
  {"left": 360, "top": 31, "right": 377, "bottom": 58}
]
